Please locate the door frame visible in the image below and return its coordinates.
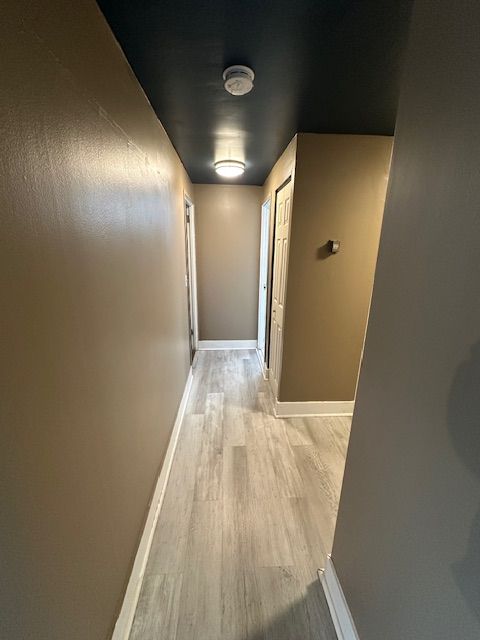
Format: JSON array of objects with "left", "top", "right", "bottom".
[
  {"left": 257, "top": 198, "right": 271, "bottom": 372},
  {"left": 184, "top": 194, "right": 199, "bottom": 363},
  {"left": 268, "top": 177, "right": 292, "bottom": 398}
]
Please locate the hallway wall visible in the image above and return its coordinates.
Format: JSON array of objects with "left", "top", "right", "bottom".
[
  {"left": 195, "top": 184, "right": 262, "bottom": 341},
  {"left": 1, "top": 1, "right": 192, "bottom": 639},
  {"left": 332, "top": 0, "right": 480, "bottom": 638},
  {"left": 280, "top": 134, "right": 392, "bottom": 402}
]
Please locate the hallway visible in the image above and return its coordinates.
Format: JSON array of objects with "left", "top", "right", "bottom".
[{"left": 130, "top": 350, "right": 350, "bottom": 639}]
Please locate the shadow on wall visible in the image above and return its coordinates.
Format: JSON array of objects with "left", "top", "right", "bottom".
[
  {"left": 316, "top": 242, "right": 333, "bottom": 261},
  {"left": 448, "top": 340, "right": 480, "bottom": 624}
]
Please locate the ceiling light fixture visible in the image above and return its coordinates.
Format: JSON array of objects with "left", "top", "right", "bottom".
[
  {"left": 223, "top": 65, "right": 255, "bottom": 96},
  {"left": 214, "top": 159, "right": 245, "bottom": 178}
]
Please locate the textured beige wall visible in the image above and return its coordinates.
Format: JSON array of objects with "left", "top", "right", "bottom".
[
  {"left": 262, "top": 136, "right": 298, "bottom": 208},
  {"left": 1, "top": 2, "right": 192, "bottom": 639},
  {"left": 195, "top": 184, "right": 262, "bottom": 340},
  {"left": 332, "top": 1, "right": 480, "bottom": 638},
  {"left": 279, "top": 134, "right": 392, "bottom": 401}
]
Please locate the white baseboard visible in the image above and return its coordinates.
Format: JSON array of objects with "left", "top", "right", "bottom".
[
  {"left": 274, "top": 399, "right": 354, "bottom": 418},
  {"left": 319, "top": 555, "right": 360, "bottom": 640},
  {"left": 198, "top": 340, "right": 257, "bottom": 350},
  {"left": 255, "top": 349, "right": 269, "bottom": 380},
  {"left": 111, "top": 367, "right": 194, "bottom": 640}
]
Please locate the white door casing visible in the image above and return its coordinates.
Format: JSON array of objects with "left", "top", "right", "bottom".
[
  {"left": 184, "top": 196, "right": 198, "bottom": 362},
  {"left": 269, "top": 180, "right": 292, "bottom": 398},
  {"left": 257, "top": 199, "right": 271, "bottom": 362}
]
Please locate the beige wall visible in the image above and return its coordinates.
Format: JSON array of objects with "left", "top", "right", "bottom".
[
  {"left": 1, "top": 2, "right": 192, "bottom": 639},
  {"left": 195, "top": 184, "right": 262, "bottom": 340},
  {"left": 262, "top": 135, "right": 298, "bottom": 208},
  {"left": 333, "top": 1, "right": 480, "bottom": 638},
  {"left": 279, "top": 134, "right": 392, "bottom": 401}
]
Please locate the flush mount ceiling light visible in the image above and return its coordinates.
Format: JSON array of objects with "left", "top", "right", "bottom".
[
  {"left": 223, "top": 65, "right": 255, "bottom": 96},
  {"left": 214, "top": 159, "right": 245, "bottom": 178}
]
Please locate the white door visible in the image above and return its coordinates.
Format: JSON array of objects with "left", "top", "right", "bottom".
[
  {"left": 257, "top": 199, "right": 271, "bottom": 363},
  {"left": 269, "top": 180, "right": 292, "bottom": 398}
]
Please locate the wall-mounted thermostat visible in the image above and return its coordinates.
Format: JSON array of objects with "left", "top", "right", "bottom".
[{"left": 329, "top": 239, "right": 341, "bottom": 254}]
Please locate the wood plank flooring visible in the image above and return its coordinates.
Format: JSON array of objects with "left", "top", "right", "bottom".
[{"left": 130, "top": 349, "right": 351, "bottom": 640}]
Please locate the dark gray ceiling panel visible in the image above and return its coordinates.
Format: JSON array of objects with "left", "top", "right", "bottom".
[{"left": 97, "top": 0, "right": 413, "bottom": 184}]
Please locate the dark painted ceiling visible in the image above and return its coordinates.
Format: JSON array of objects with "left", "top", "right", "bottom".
[{"left": 97, "top": 0, "right": 413, "bottom": 185}]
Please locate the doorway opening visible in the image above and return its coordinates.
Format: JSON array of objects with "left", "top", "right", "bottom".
[
  {"left": 184, "top": 195, "right": 198, "bottom": 364},
  {"left": 257, "top": 198, "right": 271, "bottom": 375}
]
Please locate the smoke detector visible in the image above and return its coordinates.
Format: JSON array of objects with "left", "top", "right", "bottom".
[{"left": 223, "top": 65, "right": 255, "bottom": 96}]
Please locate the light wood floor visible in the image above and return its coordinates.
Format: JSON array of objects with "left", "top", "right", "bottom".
[{"left": 130, "top": 349, "right": 351, "bottom": 640}]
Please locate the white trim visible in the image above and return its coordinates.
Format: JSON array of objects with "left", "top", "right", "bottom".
[
  {"left": 188, "top": 201, "right": 199, "bottom": 351},
  {"left": 198, "top": 340, "right": 257, "bottom": 350},
  {"left": 112, "top": 367, "right": 194, "bottom": 640},
  {"left": 255, "top": 348, "right": 269, "bottom": 380},
  {"left": 257, "top": 198, "right": 271, "bottom": 357},
  {"left": 269, "top": 373, "right": 279, "bottom": 399},
  {"left": 184, "top": 195, "right": 199, "bottom": 352},
  {"left": 318, "top": 555, "right": 360, "bottom": 640},
  {"left": 274, "top": 399, "right": 354, "bottom": 417}
]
